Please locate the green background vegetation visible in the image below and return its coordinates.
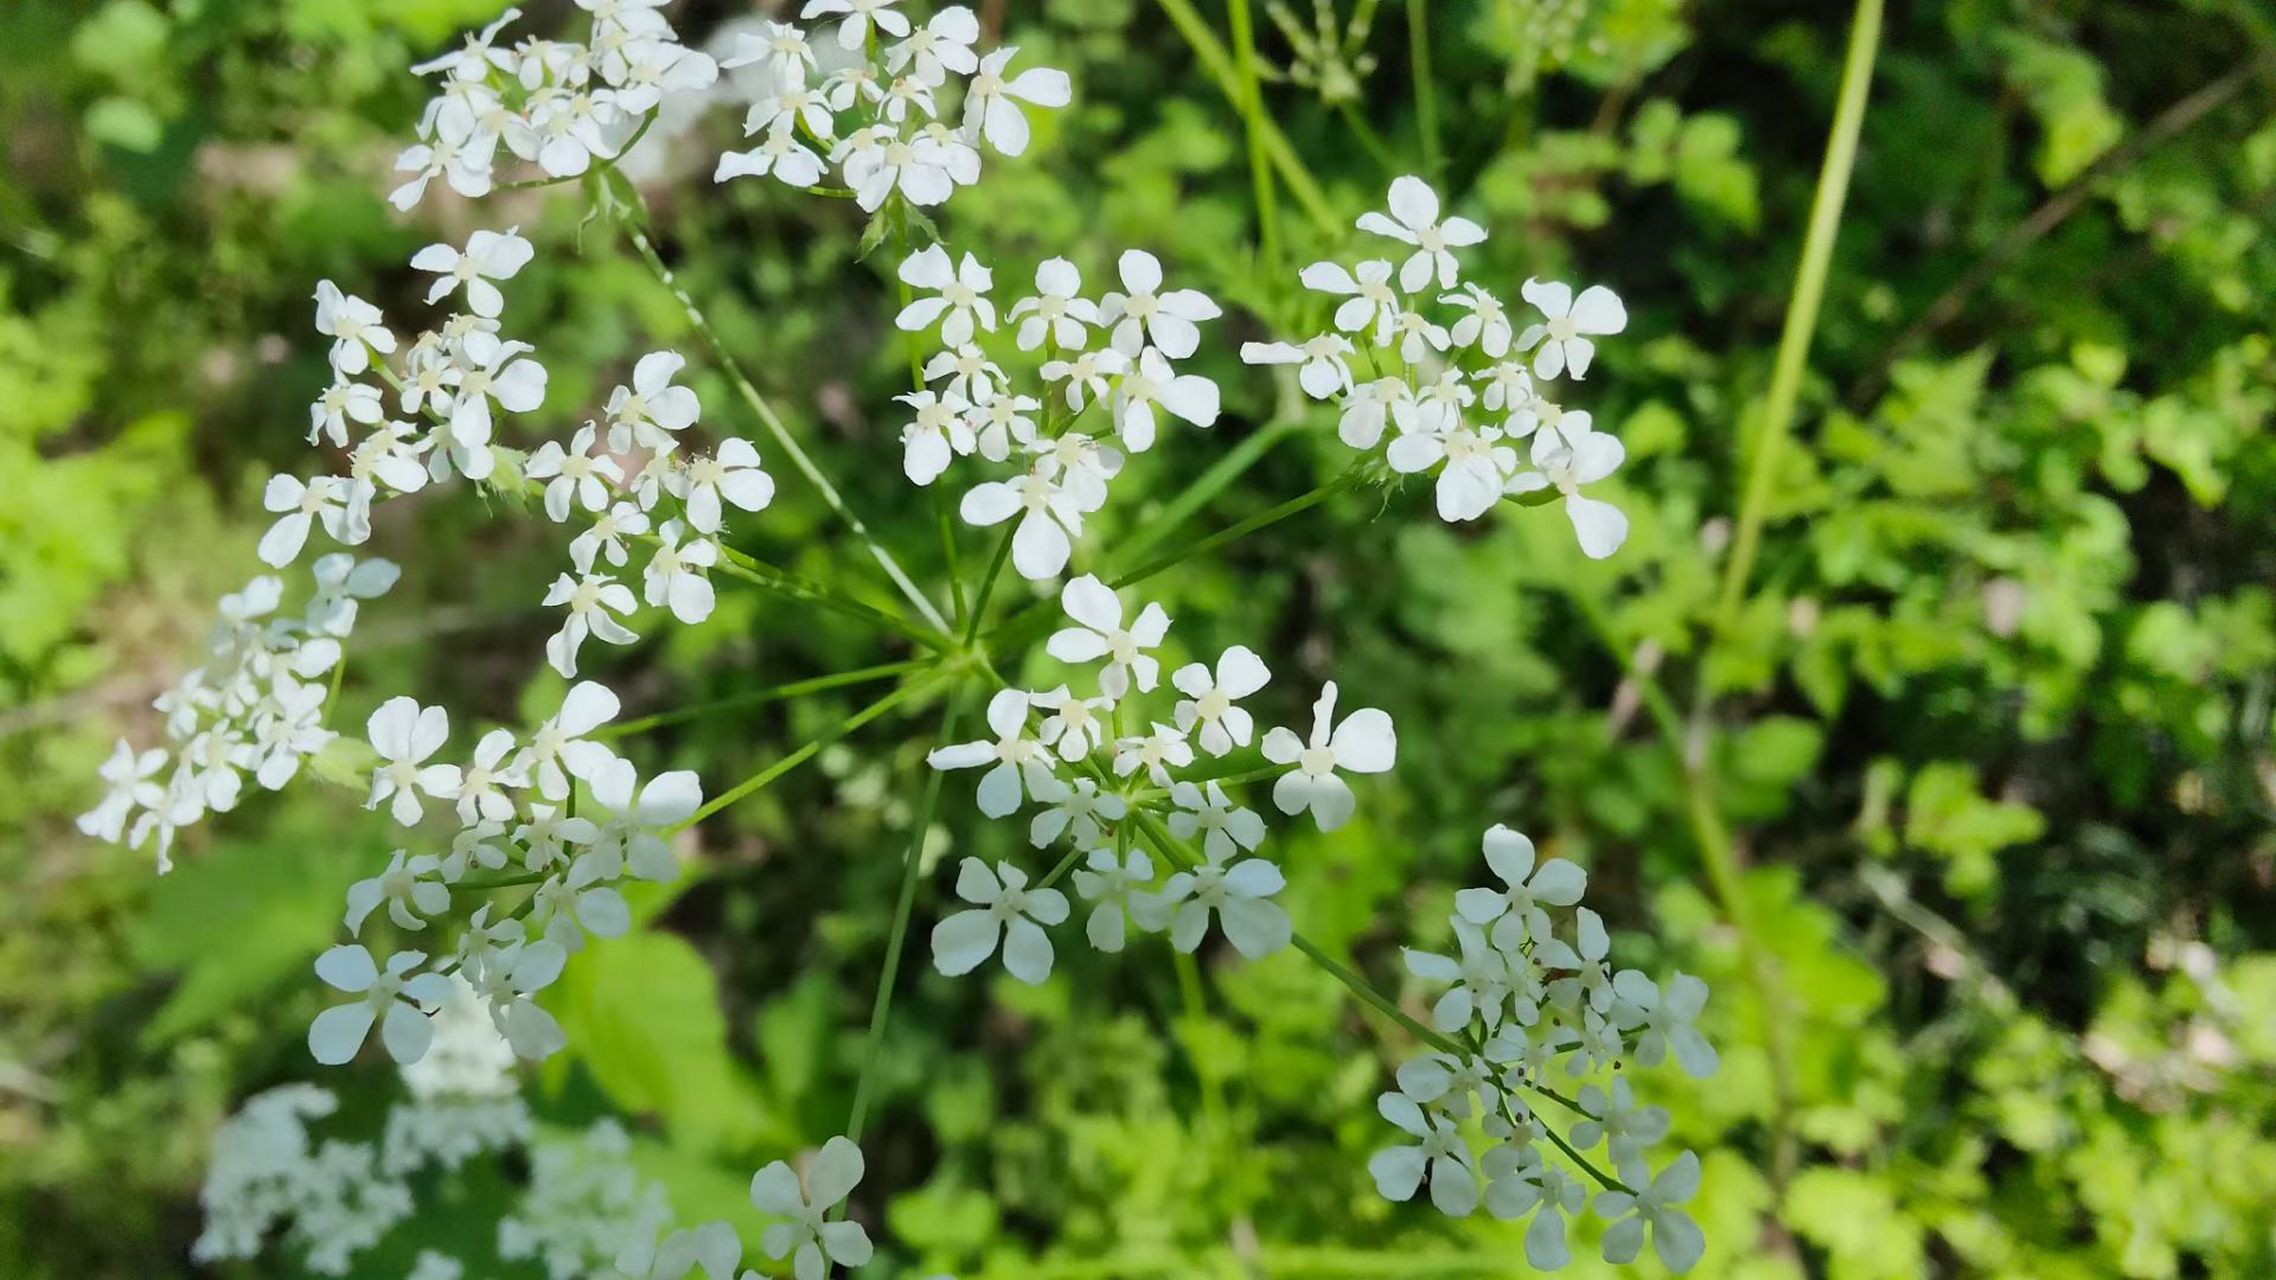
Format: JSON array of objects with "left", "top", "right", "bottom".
[{"left": 5, "top": 0, "right": 2275, "bottom": 1275}]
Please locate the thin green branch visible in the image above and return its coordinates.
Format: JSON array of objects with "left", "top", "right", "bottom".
[
  {"left": 1407, "top": 0, "right": 1441, "bottom": 179},
  {"left": 1153, "top": 0, "right": 1342, "bottom": 236},
  {"left": 1227, "top": 0, "right": 1284, "bottom": 270},
  {"left": 710, "top": 543, "right": 949, "bottom": 650},
  {"left": 669, "top": 673, "right": 942, "bottom": 833},
  {"left": 597, "top": 659, "right": 932, "bottom": 740}
]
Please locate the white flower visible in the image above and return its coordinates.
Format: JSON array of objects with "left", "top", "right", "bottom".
[
  {"left": 930, "top": 857, "right": 1070, "bottom": 983},
  {"left": 1110, "top": 347, "right": 1218, "bottom": 452},
  {"left": 411, "top": 7, "right": 521, "bottom": 79},
  {"left": 366, "top": 696, "right": 461, "bottom": 825},
  {"left": 1538, "top": 906, "right": 1614, "bottom": 1015},
  {"left": 895, "top": 244, "right": 996, "bottom": 347},
  {"left": 1454, "top": 824, "right": 1587, "bottom": 950},
  {"left": 313, "top": 280, "right": 396, "bottom": 376},
  {"left": 750, "top": 1136, "right": 874, "bottom": 1280},
  {"left": 1170, "top": 645, "right": 1270, "bottom": 755},
  {"left": 1260, "top": 681, "right": 1396, "bottom": 831},
  {"left": 616, "top": 1221, "right": 742, "bottom": 1280},
  {"left": 258, "top": 474, "right": 358, "bottom": 567},
  {"left": 344, "top": 850, "right": 451, "bottom": 934},
  {"left": 715, "top": 123, "right": 826, "bottom": 187},
  {"left": 843, "top": 129, "right": 956, "bottom": 211},
  {"left": 447, "top": 338, "right": 548, "bottom": 461},
  {"left": 642, "top": 520, "right": 719, "bottom": 624},
  {"left": 1386, "top": 406, "right": 1515, "bottom": 523},
  {"left": 1040, "top": 345, "right": 1128, "bottom": 413},
  {"left": 478, "top": 939, "right": 570, "bottom": 1060},
  {"left": 1595, "top": 1152, "right": 1704, "bottom": 1273},
  {"left": 886, "top": 5, "right": 978, "bottom": 85},
  {"left": 1301, "top": 258, "right": 1399, "bottom": 343},
  {"left": 1517, "top": 278, "right": 1627, "bottom": 380},
  {"left": 442, "top": 822, "right": 510, "bottom": 882},
  {"left": 1444, "top": 282, "right": 1513, "bottom": 356},
  {"left": 1612, "top": 969, "right": 1719, "bottom": 1078},
  {"left": 1155, "top": 843, "right": 1289, "bottom": 958},
  {"left": 1357, "top": 175, "right": 1487, "bottom": 291},
  {"left": 607, "top": 39, "right": 718, "bottom": 115},
  {"left": 390, "top": 121, "right": 495, "bottom": 210},
  {"left": 1239, "top": 332, "right": 1355, "bottom": 400},
  {"left": 1100, "top": 249, "right": 1221, "bottom": 359},
  {"left": 570, "top": 501, "right": 653, "bottom": 571},
  {"left": 308, "top": 380, "right": 384, "bottom": 447},
  {"left": 1029, "top": 776, "right": 1127, "bottom": 848},
  {"left": 606, "top": 351, "right": 702, "bottom": 453},
  {"left": 505, "top": 86, "right": 622, "bottom": 178},
  {"left": 667, "top": 438, "right": 775, "bottom": 533},
  {"left": 926, "top": 688, "right": 1054, "bottom": 817},
  {"left": 1368, "top": 1090, "right": 1477, "bottom": 1216},
  {"left": 1572, "top": 1076, "right": 1671, "bottom": 1166},
  {"left": 1069, "top": 847, "right": 1153, "bottom": 952},
  {"left": 1405, "top": 919, "right": 1511, "bottom": 1033},
  {"left": 305, "top": 553, "right": 400, "bottom": 636},
  {"left": 925, "top": 344, "right": 1010, "bottom": 411},
  {"left": 410, "top": 227, "right": 534, "bottom": 319},
  {"left": 543, "top": 569, "right": 640, "bottom": 678},
  {"left": 801, "top": 0, "right": 909, "bottom": 51},
  {"left": 585, "top": 758, "right": 701, "bottom": 882},
  {"left": 525, "top": 423, "right": 625, "bottom": 522},
  {"left": 1166, "top": 780, "right": 1267, "bottom": 864},
  {"left": 1047, "top": 574, "right": 1168, "bottom": 698},
  {"left": 1394, "top": 1050, "right": 1504, "bottom": 1118},
  {"left": 531, "top": 866, "right": 631, "bottom": 952},
  {"left": 79, "top": 740, "right": 167, "bottom": 842},
  {"left": 454, "top": 728, "right": 525, "bottom": 823},
  {"left": 515, "top": 803, "right": 603, "bottom": 876},
  {"left": 1508, "top": 430, "right": 1628, "bottom": 559},
  {"left": 1338, "top": 376, "right": 1409, "bottom": 450},
  {"left": 721, "top": 21, "right": 815, "bottom": 89},
  {"left": 1388, "top": 302, "right": 1453, "bottom": 363},
  {"left": 1482, "top": 1147, "right": 1586, "bottom": 1267},
  {"left": 1032, "top": 685, "right": 1115, "bottom": 762},
  {"left": 1027, "top": 431, "right": 1121, "bottom": 511},
  {"left": 959, "top": 470, "right": 1083, "bottom": 580},
  {"left": 1009, "top": 257, "right": 1097, "bottom": 351},
  {"left": 1111, "top": 722, "right": 1193, "bottom": 784},
  {"left": 898, "top": 389, "right": 976, "bottom": 486},
  {"left": 962, "top": 46, "right": 1069, "bottom": 156},
  {"left": 308, "top": 944, "right": 451, "bottom": 1066}
]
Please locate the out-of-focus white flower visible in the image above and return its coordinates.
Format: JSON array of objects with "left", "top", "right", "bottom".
[
  {"left": 802, "top": 0, "right": 909, "bottom": 51},
  {"left": 1070, "top": 846, "right": 1153, "bottom": 952},
  {"left": 1594, "top": 1152, "right": 1704, "bottom": 1273}
]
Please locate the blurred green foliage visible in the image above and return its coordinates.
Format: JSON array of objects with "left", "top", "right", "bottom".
[{"left": 4, "top": 0, "right": 2275, "bottom": 1276}]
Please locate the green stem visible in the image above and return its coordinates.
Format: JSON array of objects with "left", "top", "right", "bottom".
[
  {"left": 321, "top": 650, "right": 349, "bottom": 728},
  {"left": 962, "top": 526, "right": 1019, "bottom": 646},
  {"left": 846, "top": 690, "right": 969, "bottom": 1143},
  {"left": 597, "top": 659, "right": 932, "bottom": 740},
  {"left": 457, "top": 870, "right": 551, "bottom": 891},
  {"left": 620, "top": 217, "right": 954, "bottom": 637},
  {"left": 1711, "top": 0, "right": 1883, "bottom": 635},
  {"left": 1227, "top": 0, "right": 1282, "bottom": 271},
  {"left": 1153, "top": 0, "right": 1342, "bottom": 236},
  {"left": 1112, "top": 414, "right": 1305, "bottom": 568},
  {"left": 1407, "top": 0, "right": 1441, "bottom": 179},
  {"left": 709, "top": 543, "right": 948, "bottom": 650},
  {"left": 669, "top": 674, "right": 941, "bottom": 833}
]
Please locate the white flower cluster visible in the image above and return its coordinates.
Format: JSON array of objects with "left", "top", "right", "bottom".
[
  {"left": 713, "top": 2, "right": 1069, "bottom": 211},
  {"left": 393, "top": 1, "right": 720, "bottom": 209},
  {"left": 194, "top": 995, "right": 530, "bottom": 1276},
  {"left": 895, "top": 246, "right": 1224, "bottom": 579},
  {"left": 306, "top": 680, "right": 702, "bottom": 1067},
  {"left": 1370, "top": 824, "right": 1718, "bottom": 1272},
  {"left": 77, "top": 555, "right": 396, "bottom": 871},
  {"left": 500, "top": 1120, "right": 677, "bottom": 1280},
  {"left": 1243, "top": 175, "right": 1634, "bottom": 557},
  {"left": 922, "top": 574, "right": 1392, "bottom": 981}
]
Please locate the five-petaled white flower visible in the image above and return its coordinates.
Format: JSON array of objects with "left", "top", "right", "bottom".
[
  {"left": 308, "top": 944, "right": 452, "bottom": 1066},
  {"left": 1508, "top": 429, "right": 1628, "bottom": 560},
  {"left": 1594, "top": 1152, "right": 1704, "bottom": 1273},
  {"left": 543, "top": 569, "right": 640, "bottom": 678},
  {"left": 1110, "top": 347, "right": 1219, "bottom": 452},
  {"left": 1166, "top": 780, "right": 1267, "bottom": 864},
  {"left": 959, "top": 470, "right": 1083, "bottom": 580},
  {"left": 1048, "top": 574, "right": 1169, "bottom": 698},
  {"left": 896, "top": 244, "right": 996, "bottom": 347},
  {"left": 930, "top": 857, "right": 1070, "bottom": 983},
  {"left": 1009, "top": 257, "right": 1097, "bottom": 351},
  {"left": 887, "top": 4, "right": 980, "bottom": 85},
  {"left": 801, "top": 0, "right": 909, "bottom": 51},
  {"left": 1405, "top": 918, "right": 1512, "bottom": 1033},
  {"left": 258, "top": 474, "right": 360, "bottom": 567},
  {"left": 1032, "top": 685, "right": 1115, "bottom": 762},
  {"left": 642, "top": 519, "right": 718, "bottom": 624},
  {"left": 1171, "top": 646, "right": 1270, "bottom": 756},
  {"left": 1101, "top": 249, "right": 1221, "bottom": 359},
  {"left": 1358, "top": 175, "right": 1487, "bottom": 291},
  {"left": 1156, "top": 842, "right": 1289, "bottom": 958},
  {"left": 1369, "top": 1090, "right": 1478, "bottom": 1217},
  {"left": 751, "top": 1135, "right": 874, "bottom": 1280},
  {"left": 344, "top": 849, "right": 451, "bottom": 934},
  {"left": 79, "top": 740, "right": 166, "bottom": 843},
  {"left": 607, "top": 351, "right": 702, "bottom": 454},
  {"left": 1261, "top": 681, "right": 1396, "bottom": 831},
  {"left": 366, "top": 696, "right": 461, "bottom": 825},
  {"left": 1517, "top": 278, "right": 1627, "bottom": 380},
  {"left": 308, "top": 379, "right": 383, "bottom": 448},
  {"left": 1069, "top": 846, "right": 1154, "bottom": 952},
  {"left": 962, "top": 46, "right": 1070, "bottom": 157},
  {"left": 716, "top": 123, "right": 826, "bottom": 188},
  {"left": 313, "top": 280, "right": 396, "bottom": 376},
  {"left": 1301, "top": 258, "right": 1401, "bottom": 344},
  {"left": 525, "top": 423, "right": 624, "bottom": 522},
  {"left": 667, "top": 438, "right": 775, "bottom": 534},
  {"left": 898, "top": 389, "right": 976, "bottom": 486},
  {"left": 447, "top": 338, "right": 548, "bottom": 461},
  {"left": 410, "top": 226, "right": 534, "bottom": 319},
  {"left": 1029, "top": 776, "right": 1127, "bottom": 848},
  {"left": 1454, "top": 824, "right": 1587, "bottom": 950},
  {"left": 1240, "top": 332, "right": 1356, "bottom": 400},
  {"left": 926, "top": 688, "right": 1054, "bottom": 817},
  {"left": 1612, "top": 969, "right": 1719, "bottom": 1078}
]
